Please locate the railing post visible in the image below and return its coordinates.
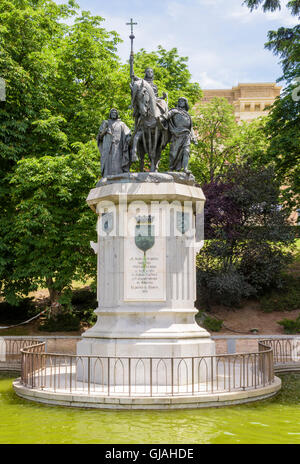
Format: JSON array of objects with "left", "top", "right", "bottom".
[
  {"left": 262, "top": 353, "right": 266, "bottom": 387},
  {"left": 254, "top": 353, "right": 257, "bottom": 389},
  {"left": 171, "top": 358, "right": 174, "bottom": 396},
  {"left": 31, "top": 351, "right": 34, "bottom": 388},
  {"left": 24, "top": 352, "right": 27, "bottom": 386},
  {"left": 211, "top": 356, "right": 214, "bottom": 393},
  {"left": 192, "top": 357, "right": 194, "bottom": 395},
  {"left": 54, "top": 356, "right": 56, "bottom": 392},
  {"left": 88, "top": 357, "right": 91, "bottom": 395},
  {"left": 150, "top": 358, "right": 153, "bottom": 397},
  {"left": 20, "top": 351, "right": 24, "bottom": 384},
  {"left": 128, "top": 358, "right": 131, "bottom": 397},
  {"left": 269, "top": 350, "right": 273, "bottom": 384},
  {"left": 69, "top": 357, "right": 72, "bottom": 393},
  {"left": 107, "top": 358, "right": 110, "bottom": 397},
  {"left": 242, "top": 356, "right": 245, "bottom": 391}
]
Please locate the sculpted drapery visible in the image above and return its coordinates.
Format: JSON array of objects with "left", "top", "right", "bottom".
[
  {"left": 97, "top": 109, "right": 131, "bottom": 178},
  {"left": 164, "top": 98, "right": 196, "bottom": 172}
]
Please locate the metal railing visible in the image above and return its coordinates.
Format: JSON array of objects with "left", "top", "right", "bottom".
[
  {"left": 261, "top": 338, "right": 300, "bottom": 366},
  {"left": 19, "top": 340, "right": 274, "bottom": 397},
  {"left": 0, "top": 337, "right": 44, "bottom": 371}
]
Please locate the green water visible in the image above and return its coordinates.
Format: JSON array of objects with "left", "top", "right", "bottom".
[{"left": 1, "top": 372, "right": 300, "bottom": 444}]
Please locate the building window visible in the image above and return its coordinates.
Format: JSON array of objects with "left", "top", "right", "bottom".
[
  {"left": 255, "top": 104, "right": 261, "bottom": 111},
  {"left": 245, "top": 104, "right": 251, "bottom": 111}
]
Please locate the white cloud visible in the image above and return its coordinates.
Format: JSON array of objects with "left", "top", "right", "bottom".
[
  {"left": 195, "top": 0, "right": 225, "bottom": 6},
  {"left": 228, "top": 1, "right": 299, "bottom": 26},
  {"left": 55, "top": 0, "right": 290, "bottom": 89},
  {"left": 196, "top": 71, "right": 228, "bottom": 88}
]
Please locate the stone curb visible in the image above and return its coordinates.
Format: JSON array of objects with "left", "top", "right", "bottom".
[{"left": 13, "top": 377, "right": 281, "bottom": 410}]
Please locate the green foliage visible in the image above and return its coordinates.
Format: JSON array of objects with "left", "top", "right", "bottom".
[
  {"left": 239, "top": 242, "right": 293, "bottom": 292},
  {"left": 0, "top": 297, "right": 36, "bottom": 323},
  {"left": 243, "top": 0, "right": 300, "bottom": 16},
  {"left": 277, "top": 373, "right": 300, "bottom": 405},
  {"left": 38, "top": 286, "right": 97, "bottom": 330},
  {"left": 201, "top": 314, "right": 223, "bottom": 332},
  {"left": 197, "top": 265, "right": 255, "bottom": 307},
  {"left": 0, "top": 1, "right": 202, "bottom": 312},
  {"left": 0, "top": 0, "right": 125, "bottom": 307},
  {"left": 190, "top": 99, "right": 270, "bottom": 185},
  {"left": 70, "top": 287, "right": 97, "bottom": 325},
  {"left": 278, "top": 315, "right": 300, "bottom": 334},
  {"left": 263, "top": 86, "right": 300, "bottom": 209},
  {"left": 244, "top": 0, "right": 300, "bottom": 209},
  {"left": 39, "top": 311, "right": 80, "bottom": 332},
  {"left": 260, "top": 275, "right": 300, "bottom": 312},
  {"left": 133, "top": 46, "right": 202, "bottom": 109},
  {"left": 233, "top": 117, "right": 269, "bottom": 164},
  {"left": 3, "top": 142, "right": 98, "bottom": 304},
  {"left": 190, "top": 97, "right": 238, "bottom": 184},
  {"left": 197, "top": 163, "right": 296, "bottom": 307}
]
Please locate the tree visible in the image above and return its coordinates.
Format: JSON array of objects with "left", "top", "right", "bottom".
[
  {"left": 243, "top": 0, "right": 300, "bottom": 208},
  {"left": 132, "top": 46, "right": 202, "bottom": 110},
  {"left": 197, "top": 163, "right": 296, "bottom": 307},
  {"left": 265, "top": 85, "right": 300, "bottom": 208},
  {"left": 233, "top": 116, "right": 270, "bottom": 163},
  {"left": 243, "top": 0, "right": 300, "bottom": 15},
  {"left": 6, "top": 142, "right": 98, "bottom": 313},
  {"left": 0, "top": 1, "right": 202, "bottom": 309},
  {"left": 0, "top": 0, "right": 124, "bottom": 306},
  {"left": 189, "top": 97, "right": 238, "bottom": 184}
]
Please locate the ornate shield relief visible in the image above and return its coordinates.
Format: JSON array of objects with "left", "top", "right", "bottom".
[
  {"left": 135, "top": 215, "right": 155, "bottom": 270},
  {"left": 176, "top": 211, "right": 190, "bottom": 235},
  {"left": 101, "top": 212, "right": 114, "bottom": 235}
]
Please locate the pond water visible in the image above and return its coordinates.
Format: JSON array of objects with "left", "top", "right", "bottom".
[{"left": 1, "top": 372, "right": 300, "bottom": 444}]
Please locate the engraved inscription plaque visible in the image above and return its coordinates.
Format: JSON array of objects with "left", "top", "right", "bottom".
[{"left": 124, "top": 235, "right": 166, "bottom": 302}]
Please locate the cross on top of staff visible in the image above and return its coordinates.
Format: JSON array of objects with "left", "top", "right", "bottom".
[{"left": 126, "top": 18, "right": 137, "bottom": 36}]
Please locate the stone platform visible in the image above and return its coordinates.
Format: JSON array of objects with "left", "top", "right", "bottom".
[
  {"left": 77, "top": 173, "right": 215, "bottom": 391},
  {"left": 13, "top": 372, "right": 281, "bottom": 410},
  {"left": 13, "top": 174, "right": 283, "bottom": 410}
]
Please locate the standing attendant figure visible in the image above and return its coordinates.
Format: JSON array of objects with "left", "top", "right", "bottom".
[
  {"left": 162, "top": 97, "right": 197, "bottom": 173},
  {"left": 97, "top": 108, "right": 131, "bottom": 177}
]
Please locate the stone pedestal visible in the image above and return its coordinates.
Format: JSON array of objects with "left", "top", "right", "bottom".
[{"left": 77, "top": 173, "right": 215, "bottom": 386}]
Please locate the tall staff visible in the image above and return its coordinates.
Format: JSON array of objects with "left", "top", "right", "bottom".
[{"left": 126, "top": 18, "right": 137, "bottom": 82}]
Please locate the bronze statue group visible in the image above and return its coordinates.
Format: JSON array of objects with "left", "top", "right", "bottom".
[{"left": 97, "top": 68, "right": 197, "bottom": 178}]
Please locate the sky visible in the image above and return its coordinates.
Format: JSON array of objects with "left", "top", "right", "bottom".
[{"left": 59, "top": 0, "right": 298, "bottom": 89}]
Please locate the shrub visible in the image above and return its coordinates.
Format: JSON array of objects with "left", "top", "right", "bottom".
[
  {"left": 197, "top": 164, "right": 296, "bottom": 308},
  {"left": 261, "top": 275, "right": 300, "bottom": 313},
  {"left": 278, "top": 316, "right": 300, "bottom": 334},
  {"left": 79, "top": 308, "right": 97, "bottom": 326},
  {"left": 71, "top": 287, "right": 97, "bottom": 307},
  {"left": 202, "top": 315, "right": 223, "bottom": 332},
  {"left": 39, "top": 311, "right": 80, "bottom": 332},
  {"left": 197, "top": 265, "right": 255, "bottom": 307},
  {"left": 239, "top": 243, "right": 292, "bottom": 294},
  {"left": 0, "top": 298, "right": 36, "bottom": 323},
  {"left": 71, "top": 288, "right": 97, "bottom": 324}
]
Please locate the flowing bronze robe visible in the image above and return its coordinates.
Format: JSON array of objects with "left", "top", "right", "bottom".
[
  {"left": 167, "top": 108, "right": 194, "bottom": 171},
  {"left": 97, "top": 118, "right": 131, "bottom": 177}
]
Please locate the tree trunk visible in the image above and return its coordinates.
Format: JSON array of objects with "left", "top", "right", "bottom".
[{"left": 46, "top": 277, "right": 62, "bottom": 317}]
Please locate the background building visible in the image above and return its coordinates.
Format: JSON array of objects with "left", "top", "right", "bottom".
[{"left": 199, "top": 83, "right": 281, "bottom": 122}]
